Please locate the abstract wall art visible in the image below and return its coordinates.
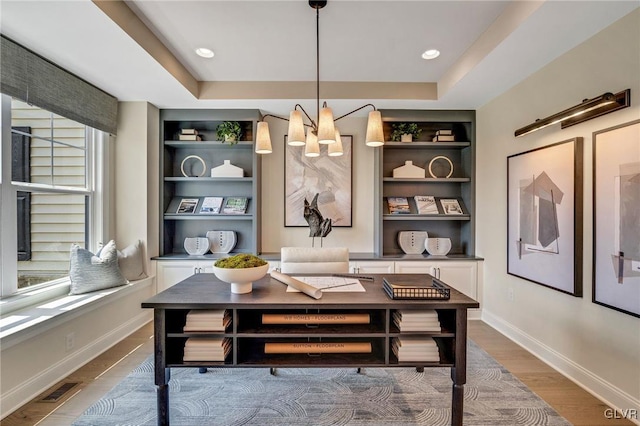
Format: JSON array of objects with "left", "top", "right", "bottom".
[
  {"left": 285, "top": 135, "right": 352, "bottom": 227},
  {"left": 507, "top": 138, "right": 583, "bottom": 296},
  {"left": 593, "top": 120, "right": 640, "bottom": 317}
]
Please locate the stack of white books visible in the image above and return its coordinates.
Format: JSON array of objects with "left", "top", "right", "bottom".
[
  {"left": 392, "top": 309, "right": 441, "bottom": 332},
  {"left": 392, "top": 336, "right": 440, "bottom": 362},
  {"left": 183, "top": 337, "right": 231, "bottom": 362},
  {"left": 432, "top": 129, "right": 455, "bottom": 142},
  {"left": 183, "top": 309, "right": 230, "bottom": 332}
]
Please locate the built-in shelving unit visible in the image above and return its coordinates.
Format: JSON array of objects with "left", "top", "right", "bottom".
[
  {"left": 159, "top": 109, "right": 262, "bottom": 257},
  {"left": 376, "top": 110, "right": 476, "bottom": 257}
]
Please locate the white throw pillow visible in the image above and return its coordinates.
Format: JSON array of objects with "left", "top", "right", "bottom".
[
  {"left": 69, "top": 240, "right": 128, "bottom": 295},
  {"left": 117, "top": 240, "right": 148, "bottom": 281}
]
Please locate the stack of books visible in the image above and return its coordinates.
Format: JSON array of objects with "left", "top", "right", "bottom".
[
  {"left": 183, "top": 309, "right": 230, "bottom": 332},
  {"left": 392, "top": 336, "right": 440, "bottom": 362},
  {"left": 183, "top": 337, "right": 231, "bottom": 361},
  {"left": 432, "top": 129, "right": 455, "bottom": 142},
  {"left": 392, "top": 309, "right": 441, "bottom": 332},
  {"left": 178, "top": 128, "right": 202, "bottom": 141}
]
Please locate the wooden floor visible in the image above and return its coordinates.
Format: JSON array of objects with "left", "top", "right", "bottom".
[{"left": 3, "top": 320, "right": 634, "bottom": 426}]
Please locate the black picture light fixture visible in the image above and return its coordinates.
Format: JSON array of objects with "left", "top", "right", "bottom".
[{"left": 514, "top": 89, "right": 630, "bottom": 138}]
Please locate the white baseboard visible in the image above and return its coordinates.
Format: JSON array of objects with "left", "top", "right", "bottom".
[
  {"left": 0, "top": 310, "right": 152, "bottom": 419},
  {"left": 482, "top": 309, "right": 640, "bottom": 425}
]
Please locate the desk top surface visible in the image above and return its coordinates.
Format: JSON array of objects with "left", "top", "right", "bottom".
[{"left": 142, "top": 273, "right": 479, "bottom": 310}]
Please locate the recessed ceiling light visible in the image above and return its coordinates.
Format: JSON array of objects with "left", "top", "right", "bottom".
[
  {"left": 422, "top": 49, "right": 440, "bottom": 60},
  {"left": 195, "top": 48, "right": 214, "bottom": 58}
]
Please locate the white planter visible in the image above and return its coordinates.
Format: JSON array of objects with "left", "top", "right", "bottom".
[
  {"left": 212, "top": 264, "right": 269, "bottom": 294},
  {"left": 400, "top": 134, "right": 413, "bottom": 142}
]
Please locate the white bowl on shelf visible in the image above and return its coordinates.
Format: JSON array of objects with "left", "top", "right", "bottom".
[
  {"left": 425, "top": 238, "right": 452, "bottom": 256},
  {"left": 183, "top": 237, "right": 209, "bottom": 256},
  {"left": 398, "top": 231, "right": 428, "bottom": 254},
  {"left": 212, "top": 264, "right": 269, "bottom": 294},
  {"left": 206, "top": 230, "right": 237, "bottom": 253}
]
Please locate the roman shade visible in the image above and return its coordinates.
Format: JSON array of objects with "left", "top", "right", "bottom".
[{"left": 0, "top": 35, "right": 118, "bottom": 135}]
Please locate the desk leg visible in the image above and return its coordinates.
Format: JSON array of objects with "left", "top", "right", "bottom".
[
  {"left": 154, "top": 309, "right": 171, "bottom": 426},
  {"left": 450, "top": 308, "right": 468, "bottom": 426}
]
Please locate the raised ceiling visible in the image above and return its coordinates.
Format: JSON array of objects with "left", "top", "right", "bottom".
[{"left": 0, "top": 1, "right": 637, "bottom": 116}]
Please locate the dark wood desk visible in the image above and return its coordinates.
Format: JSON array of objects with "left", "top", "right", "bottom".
[{"left": 142, "top": 273, "right": 479, "bottom": 426}]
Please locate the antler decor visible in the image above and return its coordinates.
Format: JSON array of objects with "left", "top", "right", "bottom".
[{"left": 303, "top": 193, "right": 332, "bottom": 247}]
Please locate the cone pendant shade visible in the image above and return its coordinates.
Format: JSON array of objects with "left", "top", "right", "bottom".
[
  {"left": 255, "top": 121, "right": 272, "bottom": 154},
  {"left": 328, "top": 128, "right": 343, "bottom": 156},
  {"left": 287, "top": 110, "right": 306, "bottom": 146},
  {"left": 317, "top": 107, "right": 336, "bottom": 144},
  {"left": 304, "top": 131, "right": 320, "bottom": 157},
  {"left": 365, "top": 110, "right": 384, "bottom": 147}
]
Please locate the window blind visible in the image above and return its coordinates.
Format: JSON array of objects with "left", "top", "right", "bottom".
[{"left": 0, "top": 35, "right": 118, "bottom": 135}]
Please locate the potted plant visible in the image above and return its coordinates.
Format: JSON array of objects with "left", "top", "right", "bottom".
[
  {"left": 216, "top": 121, "right": 243, "bottom": 144},
  {"left": 212, "top": 254, "right": 269, "bottom": 294},
  {"left": 391, "top": 123, "right": 421, "bottom": 142}
]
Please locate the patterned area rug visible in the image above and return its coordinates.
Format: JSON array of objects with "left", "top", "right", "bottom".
[{"left": 73, "top": 341, "right": 570, "bottom": 425}]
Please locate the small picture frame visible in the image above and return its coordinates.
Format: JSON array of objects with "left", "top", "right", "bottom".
[
  {"left": 199, "top": 196, "right": 224, "bottom": 214},
  {"left": 440, "top": 198, "right": 464, "bottom": 215},
  {"left": 222, "top": 197, "right": 249, "bottom": 214},
  {"left": 176, "top": 198, "right": 199, "bottom": 214}
]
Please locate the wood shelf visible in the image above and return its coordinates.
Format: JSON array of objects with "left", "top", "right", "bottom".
[
  {"left": 383, "top": 177, "right": 470, "bottom": 183},
  {"left": 383, "top": 214, "right": 470, "bottom": 221},
  {"left": 164, "top": 177, "right": 254, "bottom": 182}
]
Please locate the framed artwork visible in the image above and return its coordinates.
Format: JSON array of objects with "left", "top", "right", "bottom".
[
  {"left": 285, "top": 135, "right": 352, "bottom": 227},
  {"left": 507, "top": 138, "right": 583, "bottom": 296},
  {"left": 593, "top": 120, "right": 640, "bottom": 317}
]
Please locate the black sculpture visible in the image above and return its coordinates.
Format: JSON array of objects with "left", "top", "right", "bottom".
[{"left": 303, "top": 193, "right": 332, "bottom": 247}]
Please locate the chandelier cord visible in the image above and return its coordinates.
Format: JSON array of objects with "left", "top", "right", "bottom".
[{"left": 315, "top": 5, "right": 320, "bottom": 133}]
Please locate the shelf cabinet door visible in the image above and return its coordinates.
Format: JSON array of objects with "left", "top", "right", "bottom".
[
  {"left": 395, "top": 260, "right": 477, "bottom": 299},
  {"left": 157, "top": 261, "right": 212, "bottom": 292},
  {"left": 350, "top": 261, "right": 395, "bottom": 274}
]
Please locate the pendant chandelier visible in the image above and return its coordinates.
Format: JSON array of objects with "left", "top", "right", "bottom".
[{"left": 255, "top": 0, "right": 385, "bottom": 157}]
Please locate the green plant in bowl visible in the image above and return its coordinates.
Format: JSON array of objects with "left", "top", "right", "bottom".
[
  {"left": 391, "top": 123, "right": 421, "bottom": 142},
  {"left": 216, "top": 121, "right": 243, "bottom": 144},
  {"left": 213, "top": 254, "right": 269, "bottom": 294}
]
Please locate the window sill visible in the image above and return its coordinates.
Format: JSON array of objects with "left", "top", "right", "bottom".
[{"left": 0, "top": 276, "right": 155, "bottom": 350}]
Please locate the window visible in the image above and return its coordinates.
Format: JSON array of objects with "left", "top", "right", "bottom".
[{"left": 0, "top": 96, "right": 108, "bottom": 297}]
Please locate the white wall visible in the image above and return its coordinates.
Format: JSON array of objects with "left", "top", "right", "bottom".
[
  {"left": 261, "top": 116, "right": 377, "bottom": 252},
  {"left": 477, "top": 8, "right": 640, "bottom": 413}
]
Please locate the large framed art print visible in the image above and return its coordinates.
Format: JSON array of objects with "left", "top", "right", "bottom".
[
  {"left": 593, "top": 120, "right": 640, "bottom": 317},
  {"left": 284, "top": 134, "right": 353, "bottom": 227},
  {"left": 507, "top": 138, "right": 583, "bottom": 296}
]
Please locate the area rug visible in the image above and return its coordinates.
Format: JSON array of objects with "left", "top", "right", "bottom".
[{"left": 73, "top": 341, "right": 570, "bottom": 425}]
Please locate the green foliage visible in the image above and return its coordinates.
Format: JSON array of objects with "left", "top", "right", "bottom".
[
  {"left": 214, "top": 253, "right": 267, "bottom": 268},
  {"left": 216, "top": 121, "right": 243, "bottom": 144},
  {"left": 390, "top": 123, "right": 422, "bottom": 142}
]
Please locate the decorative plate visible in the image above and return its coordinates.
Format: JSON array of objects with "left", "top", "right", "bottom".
[
  {"left": 398, "top": 231, "right": 428, "bottom": 254},
  {"left": 425, "top": 238, "right": 452, "bottom": 256},
  {"left": 206, "top": 230, "right": 237, "bottom": 253},
  {"left": 183, "top": 237, "right": 209, "bottom": 255}
]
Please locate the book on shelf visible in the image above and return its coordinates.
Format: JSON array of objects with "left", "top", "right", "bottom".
[
  {"left": 262, "top": 313, "right": 370, "bottom": 324},
  {"left": 181, "top": 129, "right": 198, "bottom": 135},
  {"left": 440, "top": 198, "right": 464, "bottom": 215},
  {"left": 199, "top": 196, "right": 224, "bottom": 214},
  {"left": 183, "top": 309, "right": 231, "bottom": 332},
  {"left": 222, "top": 197, "right": 248, "bottom": 214},
  {"left": 414, "top": 195, "right": 439, "bottom": 214},
  {"left": 178, "top": 134, "right": 202, "bottom": 141},
  {"left": 176, "top": 198, "right": 199, "bottom": 214},
  {"left": 392, "top": 336, "right": 440, "bottom": 362},
  {"left": 387, "top": 197, "right": 411, "bottom": 214},
  {"left": 264, "top": 342, "right": 372, "bottom": 354},
  {"left": 183, "top": 337, "right": 231, "bottom": 362},
  {"left": 435, "top": 129, "right": 453, "bottom": 136},
  {"left": 393, "top": 309, "right": 441, "bottom": 332},
  {"left": 432, "top": 135, "right": 455, "bottom": 142}
]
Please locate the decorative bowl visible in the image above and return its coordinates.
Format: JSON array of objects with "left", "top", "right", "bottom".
[
  {"left": 183, "top": 237, "right": 209, "bottom": 255},
  {"left": 398, "top": 231, "right": 428, "bottom": 254},
  {"left": 206, "top": 230, "right": 237, "bottom": 253},
  {"left": 425, "top": 238, "right": 452, "bottom": 256},
  {"left": 212, "top": 263, "right": 269, "bottom": 294}
]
